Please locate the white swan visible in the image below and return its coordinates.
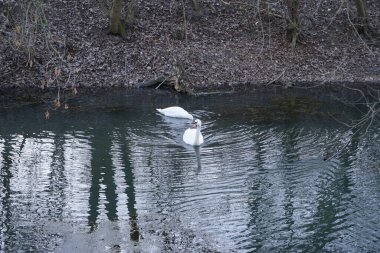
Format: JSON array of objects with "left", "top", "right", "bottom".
[
  {"left": 183, "top": 119, "right": 204, "bottom": 146},
  {"left": 156, "top": 106, "right": 193, "bottom": 120}
]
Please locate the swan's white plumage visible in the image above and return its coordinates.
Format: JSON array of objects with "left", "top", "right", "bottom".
[
  {"left": 183, "top": 119, "right": 204, "bottom": 146},
  {"left": 156, "top": 106, "right": 193, "bottom": 120}
]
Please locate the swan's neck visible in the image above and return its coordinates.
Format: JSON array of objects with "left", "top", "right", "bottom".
[{"left": 195, "top": 128, "right": 200, "bottom": 143}]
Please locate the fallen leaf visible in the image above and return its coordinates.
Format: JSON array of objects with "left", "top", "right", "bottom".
[
  {"left": 45, "top": 110, "right": 50, "bottom": 119},
  {"left": 40, "top": 83, "right": 45, "bottom": 90},
  {"left": 54, "top": 67, "right": 61, "bottom": 77},
  {"left": 15, "top": 40, "right": 21, "bottom": 48},
  {"left": 53, "top": 99, "right": 61, "bottom": 109}
]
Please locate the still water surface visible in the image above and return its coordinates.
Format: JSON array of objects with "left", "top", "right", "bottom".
[{"left": 0, "top": 89, "right": 380, "bottom": 252}]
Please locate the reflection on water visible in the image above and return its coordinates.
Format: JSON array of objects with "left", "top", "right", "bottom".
[{"left": 0, "top": 89, "right": 380, "bottom": 252}]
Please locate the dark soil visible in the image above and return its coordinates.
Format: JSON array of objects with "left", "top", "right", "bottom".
[{"left": 1, "top": 0, "right": 380, "bottom": 96}]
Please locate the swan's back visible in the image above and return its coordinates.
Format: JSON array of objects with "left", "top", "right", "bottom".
[{"left": 156, "top": 106, "right": 193, "bottom": 120}]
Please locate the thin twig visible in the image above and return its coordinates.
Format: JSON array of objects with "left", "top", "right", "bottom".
[
  {"left": 345, "top": 1, "right": 374, "bottom": 56},
  {"left": 155, "top": 77, "right": 168, "bottom": 89},
  {"left": 267, "top": 69, "right": 285, "bottom": 85},
  {"left": 181, "top": 0, "right": 187, "bottom": 43}
]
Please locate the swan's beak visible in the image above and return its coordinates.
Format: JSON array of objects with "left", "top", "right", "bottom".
[{"left": 191, "top": 120, "right": 197, "bottom": 129}]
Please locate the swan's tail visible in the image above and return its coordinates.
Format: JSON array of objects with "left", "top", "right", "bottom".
[{"left": 156, "top": 109, "right": 162, "bottom": 113}]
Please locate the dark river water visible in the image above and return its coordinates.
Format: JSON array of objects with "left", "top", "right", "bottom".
[{"left": 0, "top": 89, "right": 380, "bottom": 252}]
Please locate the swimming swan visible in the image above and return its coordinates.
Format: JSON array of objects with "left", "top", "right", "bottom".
[
  {"left": 183, "top": 119, "right": 204, "bottom": 146},
  {"left": 156, "top": 106, "right": 193, "bottom": 120}
]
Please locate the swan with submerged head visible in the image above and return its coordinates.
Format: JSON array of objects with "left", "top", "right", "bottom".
[
  {"left": 183, "top": 119, "right": 204, "bottom": 146},
  {"left": 156, "top": 106, "right": 193, "bottom": 120}
]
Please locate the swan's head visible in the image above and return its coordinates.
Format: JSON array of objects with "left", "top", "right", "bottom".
[{"left": 191, "top": 119, "right": 202, "bottom": 129}]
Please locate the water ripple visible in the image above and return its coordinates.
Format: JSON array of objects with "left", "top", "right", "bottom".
[{"left": 1, "top": 91, "right": 380, "bottom": 252}]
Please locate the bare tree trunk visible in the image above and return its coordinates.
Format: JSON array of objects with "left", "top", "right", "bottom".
[
  {"left": 355, "top": 0, "right": 369, "bottom": 34},
  {"left": 260, "top": 0, "right": 269, "bottom": 14},
  {"left": 181, "top": 0, "right": 187, "bottom": 42},
  {"left": 259, "top": 0, "right": 270, "bottom": 20},
  {"left": 126, "top": 0, "right": 137, "bottom": 27},
  {"left": 286, "top": 0, "right": 300, "bottom": 47},
  {"left": 192, "top": 0, "right": 201, "bottom": 14},
  {"left": 110, "top": 0, "right": 122, "bottom": 35}
]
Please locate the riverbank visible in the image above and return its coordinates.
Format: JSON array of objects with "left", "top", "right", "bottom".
[{"left": 1, "top": 0, "right": 380, "bottom": 96}]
